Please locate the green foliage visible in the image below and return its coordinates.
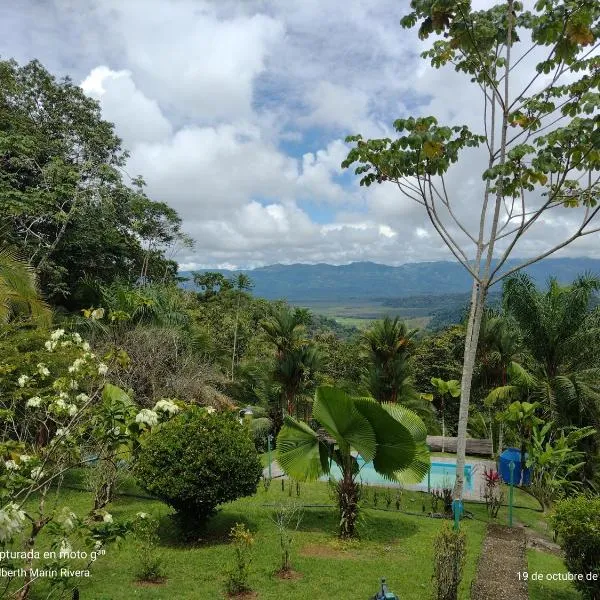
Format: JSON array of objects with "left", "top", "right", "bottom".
[
  {"left": 552, "top": 496, "right": 600, "bottom": 599},
  {"left": 412, "top": 326, "right": 465, "bottom": 434},
  {"left": 527, "top": 422, "right": 596, "bottom": 509},
  {"left": 134, "top": 407, "right": 262, "bottom": 528},
  {"left": 432, "top": 524, "right": 466, "bottom": 600},
  {"left": 225, "top": 522, "right": 254, "bottom": 595},
  {"left": 276, "top": 385, "right": 429, "bottom": 537},
  {"left": 0, "top": 247, "right": 51, "bottom": 325},
  {"left": 363, "top": 316, "right": 417, "bottom": 403},
  {"left": 0, "top": 58, "right": 185, "bottom": 308}
]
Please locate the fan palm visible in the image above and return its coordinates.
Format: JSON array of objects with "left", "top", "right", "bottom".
[
  {"left": 276, "top": 386, "right": 430, "bottom": 538},
  {"left": 0, "top": 247, "right": 50, "bottom": 325}
]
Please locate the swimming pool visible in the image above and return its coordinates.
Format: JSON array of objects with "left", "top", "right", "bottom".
[{"left": 323, "top": 458, "right": 474, "bottom": 491}]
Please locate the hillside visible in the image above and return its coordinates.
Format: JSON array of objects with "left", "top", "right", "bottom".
[{"left": 181, "top": 257, "right": 600, "bottom": 302}]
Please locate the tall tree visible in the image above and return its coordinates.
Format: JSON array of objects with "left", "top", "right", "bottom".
[
  {"left": 342, "top": 1, "right": 600, "bottom": 499},
  {"left": 0, "top": 59, "right": 185, "bottom": 307}
]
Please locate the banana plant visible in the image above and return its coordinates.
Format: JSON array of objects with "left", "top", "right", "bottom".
[{"left": 276, "top": 386, "right": 429, "bottom": 538}]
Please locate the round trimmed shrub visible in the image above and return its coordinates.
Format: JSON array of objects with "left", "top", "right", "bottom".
[{"left": 134, "top": 407, "right": 262, "bottom": 527}]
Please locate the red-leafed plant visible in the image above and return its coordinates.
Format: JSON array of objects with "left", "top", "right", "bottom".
[{"left": 482, "top": 468, "right": 503, "bottom": 518}]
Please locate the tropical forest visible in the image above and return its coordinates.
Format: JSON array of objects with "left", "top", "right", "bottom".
[{"left": 1, "top": 1, "right": 600, "bottom": 599}]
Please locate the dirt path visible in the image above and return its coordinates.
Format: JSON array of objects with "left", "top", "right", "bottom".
[{"left": 471, "top": 524, "right": 528, "bottom": 600}]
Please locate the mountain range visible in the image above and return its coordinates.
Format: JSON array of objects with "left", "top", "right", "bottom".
[{"left": 181, "top": 257, "right": 600, "bottom": 302}]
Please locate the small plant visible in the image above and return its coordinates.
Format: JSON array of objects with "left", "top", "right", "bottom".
[
  {"left": 225, "top": 523, "right": 254, "bottom": 596},
  {"left": 395, "top": 490, "right": 402, "bottom": 511},
  {"left": 482, "top": 468, "right": 504, "bottom": 519},
  {"left": 295, "top": 481, "right": 300, "bottom": 497},
  {"left": 432, "top": 523, "right": 466, "bottom": 600},
  {"left": 262, "top": 476, "right": 272, "bottom": 492},
  {"left": 270, "top": 501, "right": 304, "bottom": 574},
  {"left": 133, "top": 514, "right": 165, "bottom": 583},
  {"left": 384, "top": 489, "right": 392, "bottom": 509},
  {"left": 432, "top": 487, "right": 453, "bottom": 515},
  {"left": 373, "top": 490, "right": 378, "bottom": 507}
]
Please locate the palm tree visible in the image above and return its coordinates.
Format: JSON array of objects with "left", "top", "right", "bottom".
[
  {"left": 503, "top": 273, "right": 600, "bottom": 430},
  {"left": 261, "top": 307, "right": 317, "bottom": 425},
  {"left": 363, "top": 316, "right": 417, "bottom": 403},
  {"left": 0, "top": 247, "right": 50, "bottom": 325},
  {"left": 261, "top": 307, "right": 306, "bottom": 357},
  {"left": 230, "top": 274, "right": 253, "bottom": 380},
  {"left": 273, "top": 344, "right": 321, "bottom": 419},
  {"left": 276, "top": 386, "right": 429, "bottom": 538}
]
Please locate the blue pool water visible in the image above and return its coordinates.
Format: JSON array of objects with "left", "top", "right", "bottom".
[{"left": 324, "top": 459, "right": 474, "bottom": 491}]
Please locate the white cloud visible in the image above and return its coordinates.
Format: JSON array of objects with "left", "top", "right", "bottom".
[{"left": 2, "top": 0, "right": 598, "bottom": 268}]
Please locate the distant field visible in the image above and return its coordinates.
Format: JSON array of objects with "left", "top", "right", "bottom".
[
  {"left": 334, "top": 316, "right": 431, "bottom": 330},
  {"left": 296, "top": 300, "right": 433, "bottom": 331}
]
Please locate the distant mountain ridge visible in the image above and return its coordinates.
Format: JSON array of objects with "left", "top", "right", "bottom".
[{"left": 180, "top": 257, "right": 600, "bottom": 302}]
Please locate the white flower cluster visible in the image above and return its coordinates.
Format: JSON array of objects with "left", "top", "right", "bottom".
[
  {"left": 68, "top": 358, "right": 85, "bottom": 374},
  {"left": 135, "top": 409, "right": 159, "bottom": 427},
  {"left": 37, "top": 363, "right": 50, "bottom": 378},
  {"left": 26, "top": 396, "right": 42, "bottom": 408},
  {"left": 57, "top": 508, "right": 77, "bottom": 533},
  {"left": 205, "top": 406, "right": 216, "bottom": 414},
  {"left": 153, "top": 399, "right": 179, "bottom": 416},
  {"left": 0, "top": 503, "right": 26, "bottom": 543},
  {"left": 90, "top": 308, "right": 105, "bottom": 320},
  {"left": 30, "top": 466, "right": 44, "bottom": 480},
  {"left": 17, "top": 375, "right": 30, "bottom": 388}
]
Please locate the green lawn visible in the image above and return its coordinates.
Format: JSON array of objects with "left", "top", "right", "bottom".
[
  {"left": 528, "top": 550, "right": 582, "bottom": 600},
  {"left": 20, "top": 474, "right": 560, "bottom": 600},
  {"left": 21, "top": 480, "right": 492, "bottom": 600}
]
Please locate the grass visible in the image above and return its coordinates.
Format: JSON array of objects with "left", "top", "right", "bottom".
[
  {"left": 527, "top": 550, "right": 582, "bottom": 600},
  {"left": 15, "top": 478, "right": 502, "bottom": 600},
  {"left": 16, "top": 472, "right": 559, "bottom": 600}
]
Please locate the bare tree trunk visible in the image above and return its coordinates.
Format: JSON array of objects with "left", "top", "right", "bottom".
[{"left": 453, "top": 280, "right": 487, "bottom": 499}]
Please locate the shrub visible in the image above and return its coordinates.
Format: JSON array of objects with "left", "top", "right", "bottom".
[
  {"left": 432, "top": 523, "right": 466, "bottom": 600},
  {"left": 134, "top": 407, "right": 262, "bottom": 528},
  {"left": 225, "top": 523, "right": 254, "bottom": 595},
  {"left": 551, "top": 495, "right": 600, "bottom": 600}
]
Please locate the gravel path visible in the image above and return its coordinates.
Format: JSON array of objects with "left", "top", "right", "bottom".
[{"left": 471, "top": 524, "right": 528, "bottom": 600}]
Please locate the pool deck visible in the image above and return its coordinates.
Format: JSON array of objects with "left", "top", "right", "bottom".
[{"left": 263, "top": 455, "right": 497, "bottom": 501}]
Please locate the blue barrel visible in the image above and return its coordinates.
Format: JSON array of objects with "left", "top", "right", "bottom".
[{"left": 499, "top": 447, "right": 530, "bottom": 485}]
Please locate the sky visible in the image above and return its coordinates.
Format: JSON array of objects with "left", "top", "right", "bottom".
[{"left": 2, "top": 0, "right": 599, "bottom": 269}]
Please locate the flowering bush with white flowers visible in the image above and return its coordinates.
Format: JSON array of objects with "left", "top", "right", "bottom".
[{"left": 0, "top": 328, "right": 181, "bottom": 599}]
